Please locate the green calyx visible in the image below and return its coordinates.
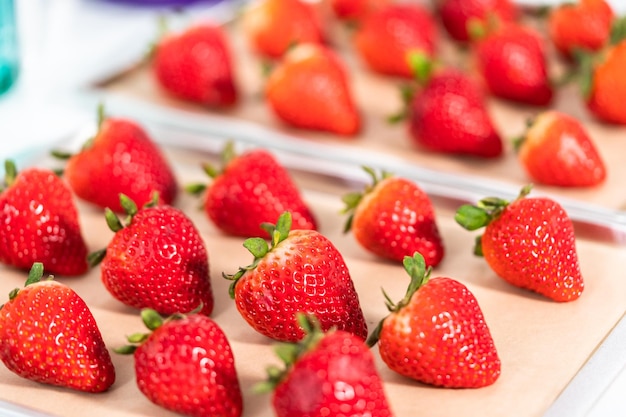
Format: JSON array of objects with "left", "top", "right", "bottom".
[
  {"left": 186, "top": 141, "right": 238, "bottom": 197},
  {"left": 341, "top": 167, "right": 392, "bottom": 233},
  {"left": 114, "top": 307, "right": 199, "bottom": 355},
  {"left": 88, "top": 192, "right": 159, "bottom": 268},
  {"left": 255, "top": 313, "right": 327, "bottom": 394},
  {"left": 114, "top": 308, "right": 166, "bottom": 355},
  {"left": 366, "top": 252, "right": 430, "bottom": 348},
  {"left": 2, "top": 263, "right": 51, "bottom": 310},
  {"left": 1, "top": 160, "right": 18, "bottom": 192},
  {"left": 223, "top": 211, "right": 293, "bottom": 298},
  {"left": 388, "top": 50, "right": 435, "bottom": 124},
  {"left": 512, "top": 117, "right": 535, "bottom": 153},
  {"left": 454, "top": 185, "right": 533, "bottom": 256},
  {"left": 51, "top": 103, "right": 107, "bottom": 164},
  {"left": 610, "top": 16, "right": 626, "bottom": 46}
]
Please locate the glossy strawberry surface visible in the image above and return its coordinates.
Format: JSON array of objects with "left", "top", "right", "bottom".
[
  {"left": 0, "top": 277, "right": 115, "bottom": 392},
  {"left": 518, "top": 110, "right": 606, "bottom": 187},
  {"left": 438, "top": 0, "right": 518, "bottom": 42},
  {"left": 273, "top": 328, "right": 394, "bottom": 417},
  {"left": 65, "top": 117, "right": 178, "bottom": 212},
  {"left": 480, "top": 197, "right": 584, "bottom": 301},
  {"left": 228, "top": 214, "right": 367, "bottom": 342},
  {"left": 101, "top": 205, "right": 213, "bottom": 316},
  {"left": 134, "top": 314, "right": 242, "bottom": 417},
  {"left": 243, "top": 0, "right": 324, "bottom": 59},
  {"left": 377, "top": 272, "right": 500, "bottom": 388},
  {"left": 205, "top": 148, "right": 317, "bottom": 238},
  {"left": 473, "top": 23, "right": 553, "bottom": 106},
  {"left": 586, "top": 40, "right": 626, "bottom": 124},
  {"left": 154, "top": 23, "right": 238, "bottom": 107},
  {"left": 266, "top": 43, "right": 360, "bottom": 136},
  {"left": 548, "top": 0, "right": 614, "bottom": 58},
  {"left": 354, "top": 3, "right": 438, "bottom": 78},
  {"left": 0, "top": 167, "right": 88, "bottom": 276},
  {"left": 348, "top": 175, "right": 444, "bottom": 266},
  {"left": 330, "top": 0, "right": 389, "bottom": 22},
  {"left": 408, "top": 68, "right": 503, "bottom": 157}
]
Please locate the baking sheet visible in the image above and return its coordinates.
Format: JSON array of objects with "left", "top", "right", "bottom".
[
  {"left": 1, "top": 147, "right": 626, "bottom": 417},
  {"left": 94, "top": 10, "right": 626, "bottom": 215}
]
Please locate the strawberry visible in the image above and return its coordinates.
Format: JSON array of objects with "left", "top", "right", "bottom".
[
  {"left": 224, "top": 211, "right": 368, "bottom": 342},
  {"left": 153, "top": 22, "right": 238, "bottom": 107},
  {"left": 329, "top": 0, "right": 389, "bottom": 23},
  {"left": 242, "top": 0, "right": 324, "bottom": 59},
  {"left": 190, "top": 143, "right": 317, "bottom": 238},
  {"left": 118, "top": 309, "right": 242, "bottom": 417},
  {"left": 259, "top": 314, "right": 394, "bottom": 417},
  {"left": 581, "top": 35, "right": 626, "bottom": 124},
  {"left": 92, "top": 194, "right": 213, "bottom": 316},
  {"left": 57, "top": 105, "right": 178, "bottom": 213},
  {"left": 455, "top": 185, "right": 584, "bottom": 302},
  {"left": 515, "top": 110, "right": 607, "bottom": 187},
  {"left": 548, "top": 0, "right": 614, "bottom": 59},
  {"left": 0, "top": 161, "right": 89, "bottom": 276},
  {"left": 0, "top": 263, "right": 115, "bottom": 392},
  {"left": 405, "top": 55, "right": 504, "bottom": 157},
  {"left": 342, "top": 167, "right": 444, "bottom": 266},
  {"left": 472, "top": 22, "right": 553, "bottom": 106},
  {"left": 367, "top": 253, "right": 501, "bottom": 388},
  {"left": 353, "top": 3, "right": 438, "bottom": 78},
  {"left": 437, "top": 0, "right": 518, "bottom": 42},
  {"left": 265, "top": 43, "right": 360, "bottom": 136}
]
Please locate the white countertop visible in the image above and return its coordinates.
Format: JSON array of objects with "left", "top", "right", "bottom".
[{"left": 0, "top": 1, "right": 625, "bottom": 416}]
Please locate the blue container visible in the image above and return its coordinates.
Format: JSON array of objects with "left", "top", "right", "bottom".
[{"left": 0, "top": 0, "right": 18, "bottom": 96}]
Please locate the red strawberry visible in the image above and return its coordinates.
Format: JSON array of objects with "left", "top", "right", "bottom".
[
  {"left": 473, "top": 22, "right": 553, "bottom": 106},
  {"left": 367, "top": 253, "right": 501, "bottom": 388},
  {"left": 265, "top": 43, "right": 360, "bottom": 135},
  {"left": 405, "top": 56, "right": 503, "bottom": 157},
  {"left": 0, "top": 161, "right": 88, "bottom": 276},
  {"left": 118, "top": 309, "right": 242, "bottom": 417},
  {"left": 224, "top": 212, "right": 368, "bottom": 342},
  {"left": 260, "top": 314, "right": 394, "bottom": 417},
  {"left": 516, "top": 110, "right": 607, "bottom": 187},
  {"left": 330, "top": 0, "right": 389, "bottom": 23},
  {"left": 581, "top": 37, "right": 626, "bottom": 124},
  {"left": 455, "top": 185, "right": 584, "bottom": 302},
  {"left": 548, "top": 0, "right": 614, "bottom": 59},
  {"left": 242, "top": 0, "right": 325, "bottom": 59},
  {"left": 153, "top": 22, "right": 238, "bottom": 107},
  {"left": 92, "top": 194, "right": 213, "bottom": 316},
  {"left": 437, "top": 0, "right": 518, "bottom": 42},
  {"left": 191, "top": 143, "right": 317, "bottom": 238},
  {"left": 353, "top": 3, "right": 438, "bottom": 78},
  {"left": 343, "top": 168, "right": 444, "bottom": 266},
  {"left": 58, "top": 106, "right": 178, "bottom": 213},
  {"left": 0, "top": 263, "right": 115, "bottom": 392}
]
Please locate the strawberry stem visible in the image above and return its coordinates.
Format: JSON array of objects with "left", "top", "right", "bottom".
[
  {"left": 455, "top": 185, "right": 533, "bottom": 255},
  {"left": 25, "top": 262, "right": 45, "bottom": 286},
  {"left": 223, "top": 211, "right": 293, "bottom": 298},
  {"left": 610, "top": 16, "right": 626, "bottom": 46},
  {"left": 87, "top": 249, "right": 107, "bottom": 268},
  {"left": 255, "top": 313, "right": 326, "bottom": 393},
  {"left": 407, "top": 50, "right": 434, "bottom": 86},
  {"left": 367, "top": 252, "right": 430, "bottom": 347},
  {"left": 3, "top": 160, "right": 17, "bottom": 188},
  {"left": 105, "top": 208, "right": 124, "bottom": 232},
  {"left": 97, "top": 103, "right": 106, "bottom": 131},
  {"left": 341, "top": 167, "right": 392, "bottom": 233},
  {"left": 5, "top": 262, "right": 49, "bottom": 307}
]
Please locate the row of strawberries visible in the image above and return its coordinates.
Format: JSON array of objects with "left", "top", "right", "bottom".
[
  {"left": 150, "top": 0, "right": 619, "bottom": 188},
  {"left": 0, "top": 103, "right": 584, "bottom": 416}
]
